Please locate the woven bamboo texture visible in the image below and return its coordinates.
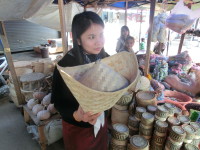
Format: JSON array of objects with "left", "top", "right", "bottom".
[{"left": 57, "top": 52, "right": 139, "bottom": 113}]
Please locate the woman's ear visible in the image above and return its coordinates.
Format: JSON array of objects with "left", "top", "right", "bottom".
[{"left": 77, "top": 39, "right": 81, "bottom": 45}]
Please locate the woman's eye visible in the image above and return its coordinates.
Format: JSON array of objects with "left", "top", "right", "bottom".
[{"left": 89, "top": 35, "right": 95, "bottom": 39}]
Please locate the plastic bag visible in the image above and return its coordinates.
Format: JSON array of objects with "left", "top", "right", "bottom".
[{"left": 166, "top": 0, "right": 200, "bottom": 34}]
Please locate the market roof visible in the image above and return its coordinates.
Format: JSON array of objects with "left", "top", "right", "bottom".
[{"left": 53, "top": 0, "right": 150, "bottom": 9}]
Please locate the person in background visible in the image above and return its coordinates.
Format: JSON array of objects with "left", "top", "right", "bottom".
[
  {"left": 139, "top": 38, "right": 146, "bottom": 51},
  {"left": 119, "top": 36, "right": 135, "bottom": 53},
  {"left": 51, "top": 11, "right": 109, "bottom": 150},
  {"left": 116, "top": 25, "right": 130, "bottom": 53},
  {"left": 153, "top": 42, "right": 165, "bottom": 55}
]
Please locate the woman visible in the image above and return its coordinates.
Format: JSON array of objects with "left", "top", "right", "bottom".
[
  {"left": 51, "top": 11, "right": 109, "bottom": 150},
  {"left": 116, "top": 25, "right": 130, "bottom": 53}
]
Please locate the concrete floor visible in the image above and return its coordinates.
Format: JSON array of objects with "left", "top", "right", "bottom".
[
  {"left": 0, "top": 96, "right": 64, "bottom": 150},
  {"left": 0, "top": 51, "right": 64, "bottom": 150}
]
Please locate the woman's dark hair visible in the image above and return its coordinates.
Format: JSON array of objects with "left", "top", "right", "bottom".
[
  {"left": 120, "top": 25, "right": 130, "bottom": 38},
  {"left": 71, "top": 11, "right": 106, "bottom": 64}
]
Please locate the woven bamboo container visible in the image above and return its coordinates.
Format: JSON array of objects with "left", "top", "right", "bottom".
[
  {"left": 182, "top": 124, "right": 196, "bottom": 143},
  {"left": 111, "top": 123, "right": 129, "bottom": 141},
  {"left": 116, "top": 92, "right": 133, "bottom": 106},
  {"left": 155, "top": 105, "right": 169, "bottom": 121},
  {"left": 139, "top": 123, "right": 153, "bottom": 136},
  {"left": 129, "top": 135, "right": 149, "bottom": 150},
  {"left": 141, "top": 112, "right": 155, "bottom": 126},
  {"left": 165, "top": 137, "right": 183, "bottom": 150},
  {"left": 164, "top": 103, "right": 176, "bottom": 117},
  {"left": 111, "top": 137, "right": 127, "bottom": 146},
  {"left": 136, "top": 91, "right": 157, "bottom": 107},
  {"left": 177, "top": 115, "right": 190, "bottom": 125},
  {"left": 128, "top": 115, "right": 140, "bottom": 129},
  {"left": 114, "top": 104, "right": 128, "bottom": 111},
  {"left": 147, "top": 105, "right": 157, "bottom": 115},
  {"left": 111, "top": 107, "right": 129, "bottom": 125},
  {"left": 57, "top": 52, "right": 139, "bottom": 113},
  {"left": 135, "top": 107, "right": 146, "bottom": 121},
  {"left": 184, "top": 144, "right": 199, "bottom": 150},
  {"left": 174, "top": 106, "right": 183, "bottom": 117},
  {"left": 169, "top": 126, "right": 186, "bottom": 142},
  {"left": 128, "top": 126, "right": 139, "bottom": 136},
  {"left": 129, "top": 101, "right": 135, "bottom": 115},
  {"left": 110, "top": 141, "right": 127, "bottom": 150},
  {"left": 155, "top": 120, "right": 168, "bottom": 133},
  {"left": 167, "top": 116, "right": 180, "bottom": 129},
  {"left": 152, "top": 131, "right": 167, "bottom": 145},
  {"left": 190, "top": 122, "right": 200, "bottom": 140}
]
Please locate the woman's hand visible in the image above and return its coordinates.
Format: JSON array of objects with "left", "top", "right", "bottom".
[{"left": 73, "top": 106, "right": 102, "bottom": 125}]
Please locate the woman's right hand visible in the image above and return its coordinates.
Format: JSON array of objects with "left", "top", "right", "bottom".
[{"left": 73, "top": 106, "right": 102, "bottom": 125}]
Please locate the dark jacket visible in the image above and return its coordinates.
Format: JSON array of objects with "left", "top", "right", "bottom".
[{"left": 51, "top": 49, "right": 109, "bottom": 128}]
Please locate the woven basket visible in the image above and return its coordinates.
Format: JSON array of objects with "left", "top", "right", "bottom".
[
  {"left": 135, "top": 76, "right": 150, "bottom": 92},
  {"left": 57, "top": 52, "right": 139, "bottom": 113},
  {"left": 136, "top": 91, "right": 157, "bottom": 107}
]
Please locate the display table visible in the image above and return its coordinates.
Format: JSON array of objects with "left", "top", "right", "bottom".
[{"left": 23, "top": 105, "right": 61, "bottom": 150}]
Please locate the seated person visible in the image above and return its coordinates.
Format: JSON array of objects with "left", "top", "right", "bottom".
[{"left": 118, "top": 36, "right": 135, "bottom": 53}]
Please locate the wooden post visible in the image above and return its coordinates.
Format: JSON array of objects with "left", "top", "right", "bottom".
[
  {"left": 178, "top": 33, "right": 185, "bottom": 54},
  {"left": 58, "top": 0, "right": 68, "bottom": 54},
  {"left": 139, "top": 9, "right": 143, "bottom": 49},
  {"left": 125, "top": 0, "right": 128, "bottom": 25},
  {"left": 166, "top": 29, "right": 170, "bottom": 56},
  {"left": 144, "top": 0, "right": 156, "bottom": 76},
  {"left": 0, "top": 21, "right": 24, "bottom": 105}
]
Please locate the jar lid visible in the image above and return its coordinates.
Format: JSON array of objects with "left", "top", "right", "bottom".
[
  {"left": 172, "top": 126, "right": 185, "bottom": 135},
  {"left": 130, "top": 135, "right": 148, "bottom": 148},
  {"left": 147, "top": 105, "right": 157, "bottom": 111},
  {"left": 184, "top": 143, "right": 199, "bottom": 150},
  {"left": 190, "top": 122, "right": 200, "bottom": 130},
  {"left": 156, "top": 120, "right": 168, "bottom": 128},
  {"left": 136, "top": 106, "right": 146, "bottom": 113},
  {"left": 142, "top": 112, "right": 154, "bottom": 120},
  {"left": 177, "top": 115, "right": 190, "bottom": 123},
  {"left": 129, "top": 115, "right": 138, "bottom": 122},
  {"left": 157, "top": 105, "right": 168, "bottom": 113},
  {"left": 174, "top": 107, "right": 182, "bottom": 114},
  {"left": 113, "top": 123, "right": 129, "bottom": 133},
  {"left": 168, "top": 116, "right": 180, "bottom": 125},
  {"left": 165, "top": 103, "right": 176, "bottom": 109},
  {"left": 182, "top": 125, "right": 196, "bottom": 134}
]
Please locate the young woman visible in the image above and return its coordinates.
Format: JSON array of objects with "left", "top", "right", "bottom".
[
  {"left": 116, "top": 25, "right": 130, "bottom": 53},
  {"left": 51, "top": 11, "right": 109, "bottom": 150}
]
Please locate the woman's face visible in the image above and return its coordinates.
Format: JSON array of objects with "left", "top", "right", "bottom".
[
  {"left": 78, "top": 23, "right": 105, "bottom": 55},
  {"left": 122, "top": 29, "right": 129, "bottom": 38}
]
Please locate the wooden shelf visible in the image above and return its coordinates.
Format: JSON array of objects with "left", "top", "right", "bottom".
[{"left": 23, "top": 104, "right": 61, "bottom": 150}]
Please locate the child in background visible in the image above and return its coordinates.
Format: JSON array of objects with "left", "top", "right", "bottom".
[
  {"left": 139, "top": 38, "right": 146, "bottom": 51},
  {"left": 119, "top": 36, "right": 135, "bottom": 53}
]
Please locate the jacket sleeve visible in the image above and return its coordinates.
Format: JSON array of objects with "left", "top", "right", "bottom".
[{"left": 51, "top": 66, "right": 77, "bottom": 122}]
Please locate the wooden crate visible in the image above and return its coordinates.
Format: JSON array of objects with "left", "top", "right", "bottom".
[{"left": 23, "top": 105, "right": 61, "bottom": 150}]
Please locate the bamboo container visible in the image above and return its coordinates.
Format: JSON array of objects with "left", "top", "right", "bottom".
[
  {"left": 182, "top": 124, "right": 196, "bottom": 143},
  {"left": 141, "top": 112, "right": 155, "bottom": 126},
  {"left": 155, "top": 120, "right": 168, "bottom": 133},
  {"left": 129, "top": 135, "right": 149, "bottom": 150},
  {"left": 169, "top": 126, "right": 186, "bottom": 142},
  {"left": 111, "top": 123, "right": 129, "bottom": 141},
  {"left": 136, "top": 91, "right": 157, "bottom": 107},
  {"left": 164, "top": 103, "right": 176, "bottom": 117},
  {"left": 135, "top": 107, "right": 146, "bottom": 121},
  {"left": 147, "top": 105, "right": 157, "bottom": 115},
  {"left": 111, "top": 107, "right": 129, "bottom": 125},
  {"left": 177, "top": 115, "right": 190, "bottom": 125}
]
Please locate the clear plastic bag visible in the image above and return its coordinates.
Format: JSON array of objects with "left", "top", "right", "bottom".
[{"left": 166, "top": 0, "right": 200, "bottom": 34}]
